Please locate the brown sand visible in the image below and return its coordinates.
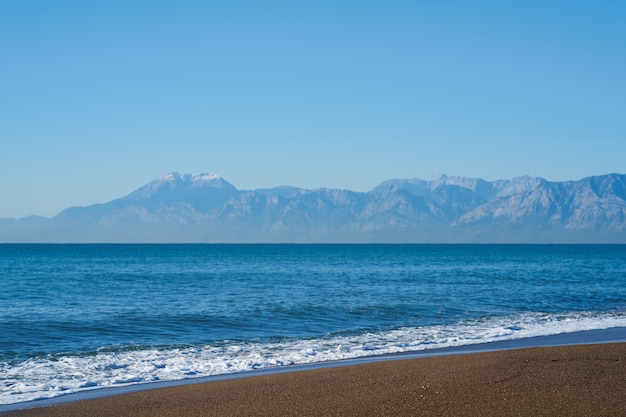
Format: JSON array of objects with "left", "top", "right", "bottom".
[{"left": 3, "top": 343, "right": 625, "bottom": 417}]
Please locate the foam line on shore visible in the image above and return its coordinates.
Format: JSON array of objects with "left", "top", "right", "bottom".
[{"left": 2, "top": 326, "right": 625, "bottom": 413}]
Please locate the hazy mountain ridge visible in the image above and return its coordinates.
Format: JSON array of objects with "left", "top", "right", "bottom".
[{"left": 2, "top": 173, "right": 625, "bottom": 243}]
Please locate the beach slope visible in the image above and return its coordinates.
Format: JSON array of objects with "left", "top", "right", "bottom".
[{"left": 4, "top": 343, "right": 625, "bottom": 417}]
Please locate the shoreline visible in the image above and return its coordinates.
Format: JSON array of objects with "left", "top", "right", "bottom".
[
  {"left": 3, "top": 342, "right": 625, "bottom": 417},
  {"left": 2, "top": 327, "right": 625, "bottom": 415}
]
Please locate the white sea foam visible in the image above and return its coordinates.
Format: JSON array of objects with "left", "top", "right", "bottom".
[{"left": 2, "top": 311, "right": 625, "bottom": 405}]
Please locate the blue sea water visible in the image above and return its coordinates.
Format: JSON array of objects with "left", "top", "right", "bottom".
[{"left": 1, "top": 244, "right": 625, "bottom": 405}]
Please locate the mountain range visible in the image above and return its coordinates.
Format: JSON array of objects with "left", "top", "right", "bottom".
[{"left": 2, "top": 172, "right": 625, "bottom": 243}]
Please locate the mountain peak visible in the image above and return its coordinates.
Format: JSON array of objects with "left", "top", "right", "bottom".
[{"left": 126, "top": 171, "right": 237, "bottom": 202}]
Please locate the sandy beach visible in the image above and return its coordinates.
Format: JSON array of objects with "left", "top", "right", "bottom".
[{"left": 3, "top": 342, "right": 624, "bottom": 417}]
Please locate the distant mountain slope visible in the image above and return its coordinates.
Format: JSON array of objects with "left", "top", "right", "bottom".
[{"left": 2, "top": 173, "right": 625, "bottom": 243}]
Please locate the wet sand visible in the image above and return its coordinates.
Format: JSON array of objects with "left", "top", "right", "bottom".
[{"left": 3, "top": 342, "right": 625, "bottom": 417}]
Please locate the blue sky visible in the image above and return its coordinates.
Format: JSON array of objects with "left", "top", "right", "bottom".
[{"left": 1, "top": 1, "right": 625, "bottom": 218}]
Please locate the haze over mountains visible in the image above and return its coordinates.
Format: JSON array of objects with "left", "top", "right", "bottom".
[{"left": 2, "top": 172, "right": 626, "bottom": 243}]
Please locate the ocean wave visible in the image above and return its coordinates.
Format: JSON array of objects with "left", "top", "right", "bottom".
[{"left": 2, "top": 311, "right": 625, "bottom": 406}]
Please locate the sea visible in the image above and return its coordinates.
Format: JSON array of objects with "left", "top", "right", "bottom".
[{"left": 1, "top": 244, "right": 626, "bottom": 407}]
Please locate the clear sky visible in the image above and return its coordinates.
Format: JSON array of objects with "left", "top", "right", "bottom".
[{"left": 1, "top": 1, "right": 625, "bottom": 218}]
